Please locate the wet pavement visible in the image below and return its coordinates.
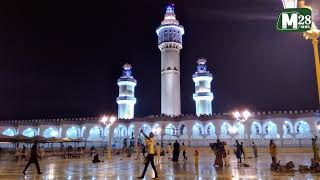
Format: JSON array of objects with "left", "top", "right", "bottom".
[{"left": 0, "top": 152, "right": 319, "bottom": 180}]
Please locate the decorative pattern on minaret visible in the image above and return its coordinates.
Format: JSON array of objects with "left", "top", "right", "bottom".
[
  {"left": 122, "top": 63, "right": 133, "bottom": 78},
  {"left": 193, "top": 58, "right": 214, "bottom": 116},
  {"left": 116, "top": 63, "right": 137, "bottom": 119}
]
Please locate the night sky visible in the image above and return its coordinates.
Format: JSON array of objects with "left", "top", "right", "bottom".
[{"left": 0, "top": 0, "right": 319, "bottom": 120}]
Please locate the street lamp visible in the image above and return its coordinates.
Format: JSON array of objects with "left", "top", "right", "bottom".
[
  {"left": 100, "top": 115, "right": 116, "bottom": 127},
  {"left": 281, "top": 0, "right": 320, "bottom": 104},
  {"left": 233, "top": 110, "right": 251, "bottom": 123},
  {"left": 100, "top": 115, "right": 117, "bottom": 159}
]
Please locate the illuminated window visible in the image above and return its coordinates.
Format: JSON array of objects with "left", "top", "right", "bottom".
[
  {"left": 235, "top": 122, "right": 245, "bottom": 138},
  {"left": 22, "top": 128, "right": 35, "bottom": 137},
  {"left": 221, "top": 122, "right": 231, "bottom": 138},
  {"left": 88, "top": 126, "right": 102, "bottom": 141},
  {"left": 295, "top": 121, "right": 312, "bottom": 138},
  {"left": 264, "top": 122, "right": 277, "bottom": 139},
  {"left": 2, "top": 128, "right": 15, "bottom": 136},
  {"left": 141, "top": 124, "right": 151, "bottom": 136},
  {"left": 66, "top": 127, "right": 79, "bottom": 139},
  {"left": 165, "top": 124, "right": 175, "bottom": 136},
  {"left": 43, "top": 127, "right": 58, "bottom": 138}
]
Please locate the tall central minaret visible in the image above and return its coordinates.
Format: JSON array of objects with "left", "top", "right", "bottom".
[{"left": 156, "top": 4, "right": 185, "bottom": 116}]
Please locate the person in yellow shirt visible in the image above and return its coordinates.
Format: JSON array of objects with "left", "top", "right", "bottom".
[{"left": 138, "top": 129, "right": 158, "bottom": 179}]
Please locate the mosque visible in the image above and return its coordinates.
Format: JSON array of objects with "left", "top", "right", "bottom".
[{"left": 0, "top": 5, "right": 319, "bottom": 148}]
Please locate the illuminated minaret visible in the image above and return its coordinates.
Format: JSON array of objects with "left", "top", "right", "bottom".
[
  {"left": 156, "top": 4, "right": 185, "bottom": 116},
  {"left": 193, "top": 58, "right": 213, "bottom": 116},
  {"left": 116, "top": 63, "right": 137, "bottom": 119}
]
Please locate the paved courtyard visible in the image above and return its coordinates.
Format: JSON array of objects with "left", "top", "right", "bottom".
[{"left": 0, "top": 152, "right": 319, "bottom": 180}]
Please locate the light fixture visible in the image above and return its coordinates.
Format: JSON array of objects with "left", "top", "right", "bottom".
[
  {"left": 233, "top": 110, "right": 251, "bottom": 123},
  {"left": 100, "top": 115, "right": 117, "bottom": 127}
]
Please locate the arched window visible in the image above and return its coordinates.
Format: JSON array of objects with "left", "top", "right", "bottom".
[
  {"left": 66, "top": 127, "right": 79, "bottom": 139},
  {"left": 22, "top": 128, "right": 36, "bottom": 137},
  {"left": 2, "top": 128, "right": 15, "bottom": 136},
  {"left": 43, "top": 127, "right": 58, "bottom": 138},
  {"left": 235, "top": 122, "right": 245, "bottom": 138},
  {"left": 206, "top": 123, "right": 216, "bottom": 138},
  {"left": 221, "top": 122, "right": 231, "bottom": 138},
  {"left": 165, "top": 124, "right": 175, "bottom": 136},
  {"left": 89, "top": 126, "right": 102, "bottom": 141},
  {"left": 264, "top": 122, "right": 277, "bottom": 139},
  {"left": 141, "top": 124, "right": 151, "bottom": 136},
  {"left": 295, "top": 121, "right": 312, "bottom": 138},
  {"left": 192, "top": 123, "right": 203, "bottom": 136}
]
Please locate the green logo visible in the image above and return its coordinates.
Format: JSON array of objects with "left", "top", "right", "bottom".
[{"left": 276, "top": 8, "right": 312, "bottom": 32}]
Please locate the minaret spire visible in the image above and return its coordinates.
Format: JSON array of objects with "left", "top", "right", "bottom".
[
  {"left": 156, "top": 4, "right": 184, "bottom": 116},
  {"left": 193, "top": 58, "right": 214, "bottom": 116},
  {"left": 116, "top": 63, "right": 137, "bottom": 119}
]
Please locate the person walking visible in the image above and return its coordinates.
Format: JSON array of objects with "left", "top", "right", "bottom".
[
  {"left": 22, "top": 142, "right": 42, "bottom": 175},
  {"left": 167, "top": 143, "right": 172, "bottom": 159},
  {"left": 269, "top": 139, "right": 277, "bottom": 164},
  {"left": 235, "top": 140, "right": 242, "bottom": 163},
  {"left": 138, "top": 129, "right": 158, "bottom": 179},
  {"left": 252, "top": 142, "right": 258, "bottom": 158},
  {"left": 155, "top": 143, "right": 161, "bottom": 165},
  {"left": 182, "top": 142, "right": 187, "bottom": 161},
  {"left": 223, "top": 141, "right": 230, "bottom": 166},
  {"left": 241, "top": 142, "right": 247, "bottom": 159},
  {"left": 312, "top": 136, "right": 319, "bottom": 163},
  {"left": 172, "top": 140, "right": 180, "bottom": 162},
  {"left": 213, "top": 139, "right": 225, "bottom": 167}
]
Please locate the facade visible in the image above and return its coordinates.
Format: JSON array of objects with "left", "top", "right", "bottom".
[
  {"left": 156, "top": 5, "right": 184, "bottom": 116},
  {"left": 193, "top": 58, "right": 214, "bottom": 116},
  {"left": 0, "top": 111, "right": 320, "bottom": 148},
  {"left": 0, "top": 5, "right": 319, "bottom": 148},
  {"left": 116, "top": 64, "right": 137, "bottom": 119}
]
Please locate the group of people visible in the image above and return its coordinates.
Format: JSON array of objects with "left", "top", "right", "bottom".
[
  {"left": 16, "top": 131, "right": 319, "bottom": 177},
  {"left": 212, "top": 139, "right": 260, "bottom": 167},
  {"left": 136, "top": 130, "right": 191, "bottom": 179}
]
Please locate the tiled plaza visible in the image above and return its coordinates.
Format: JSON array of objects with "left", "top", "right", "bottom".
[{"left": 0, "top": 151, "right": 319, "bottom": 180}]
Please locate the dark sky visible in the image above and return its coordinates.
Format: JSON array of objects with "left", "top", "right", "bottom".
[{"left": 0, "top": 0, "right": 319, "bottom": 120}]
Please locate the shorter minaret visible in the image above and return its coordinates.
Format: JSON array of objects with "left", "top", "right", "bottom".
[
  {"left": 193, "top": 58, "right": 213, "bottom": 116},
  {"left": 116, "top": 63, "right": 137, "bottom": 119}
]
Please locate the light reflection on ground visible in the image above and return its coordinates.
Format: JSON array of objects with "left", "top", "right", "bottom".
[{"left": 0, "top": 152, "right": 319, "bottom": 179}]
